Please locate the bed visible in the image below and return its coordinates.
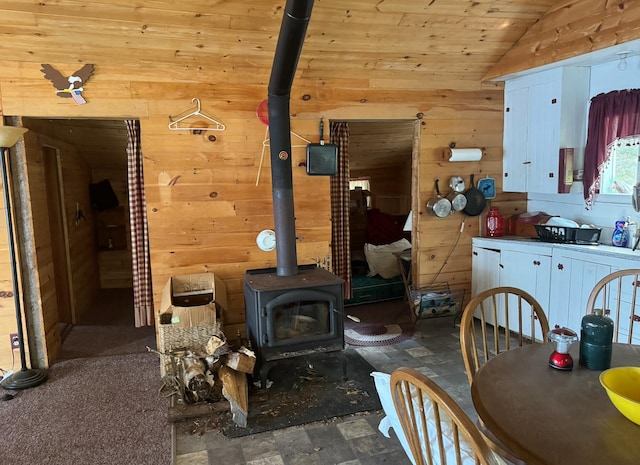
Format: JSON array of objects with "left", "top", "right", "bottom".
[{"left": 345, "top": 208, "right": 410, "bottom": 306}]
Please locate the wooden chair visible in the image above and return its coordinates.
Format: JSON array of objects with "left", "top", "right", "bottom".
[
  {"left": 585, "top": 269, "right": 640, "bottom": 344},
  {"left": 390, "top": 367, "right": 501, "bottom": 465},
  {"left": 459, "top": 286, "right": 550, "bottom": 385},
  {"left": 459, "top": 286, "right": 550, "bottom": 465}
]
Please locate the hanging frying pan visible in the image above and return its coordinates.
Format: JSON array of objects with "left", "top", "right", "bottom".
[
  {"left": 463, "top": 174, "right": 486, "bottom": 216},
  {"left": 306, "top": 117, "right": 338, "bottom": 176},
  {"left": 426, "top": 179, "right": 452, "bottom": 218}
]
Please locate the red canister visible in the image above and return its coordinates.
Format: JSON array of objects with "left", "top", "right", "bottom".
[{"left": 485, "top": 207, "right": 504, "bottom": 237}]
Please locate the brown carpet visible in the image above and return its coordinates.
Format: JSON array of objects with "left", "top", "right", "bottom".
[{"left": 0, "top": 288, "right": 171, "bottom": 465}]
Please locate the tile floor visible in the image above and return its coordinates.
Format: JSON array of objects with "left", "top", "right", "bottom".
[{"left": 173, "top": 310, "right": 475, "bottom": 465}]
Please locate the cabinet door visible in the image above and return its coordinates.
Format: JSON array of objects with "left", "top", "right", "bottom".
[
  {"left": 503, "top": 86, "right": 529, "bottom": 192},
  {"left": 549, "top": 252, "right": 611, "bottom": 334},
  {"left": 472, "top": 246, "right": 501, "bottom": 296},
  {"left": 549, "top": 254, "right": 570, "bottom": 329},
  {"left": 500, "top": 249, "right": 551, "bottom": 340},
  {"left": 527, "top": 82, "right": 561, "bottom": 193},
  {"left": 502, "top": 67, "right": 588, "bottom": 194},
  {"left": 472, "top": 246, "right": 501, "bottom": 326}
]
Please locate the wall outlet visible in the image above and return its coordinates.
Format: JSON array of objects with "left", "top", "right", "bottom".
[{"left": 9, "top": 333, "right": 19, "bottom": 350}]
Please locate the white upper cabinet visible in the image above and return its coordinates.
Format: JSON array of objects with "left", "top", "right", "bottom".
[{"left": 503, "top": 67, "right": 590, "bottom": 193}]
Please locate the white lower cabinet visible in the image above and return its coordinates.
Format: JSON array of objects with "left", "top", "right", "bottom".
[
  {"left": 500, "top": 249, "right": 551, "bottom": 340},
  {"left": 548, "top": 250, "right": 611, "bottom": 333},
  {"left": 471, "top": 245, "right": 501, "bottom": 296},
  {"left": 550, "top": 249, "right": 640, "bottom": 340},
  {"left": 471, "top": 245, "right": 501, "bottom": 326},
  {"left": 472, "top": 238, "right": 639, "bottom": 341}
]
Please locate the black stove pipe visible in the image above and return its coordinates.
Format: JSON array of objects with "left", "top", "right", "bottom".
[{"left": 267, "top": 0, "right": 314, "bottom": 277}]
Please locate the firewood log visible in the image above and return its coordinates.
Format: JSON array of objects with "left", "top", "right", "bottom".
[
  {"left": 205, "top": 334, "right": 229, "bottom": 357},
  {"left": 223, "top": 347, "right": 256, "bottom": 374},
  {"left": 182, "top": 355, "right": 214, "bottom": 403},
  {"left": 219, "top": 365, "right": 248, "bottom": 427}
]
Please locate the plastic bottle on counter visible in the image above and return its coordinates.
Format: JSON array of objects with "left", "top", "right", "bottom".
[
  {"left": 579, "top": 309, "right": 614, "bottom": 370},
  {"left": 611, "top": 220, "right": 628, "bottom": 247},
  {"left": 485, "top": 207, "right": 504, "bottom": 237},
  {"left": 626, "top": 218, "right": 637, "bottom": 249}
]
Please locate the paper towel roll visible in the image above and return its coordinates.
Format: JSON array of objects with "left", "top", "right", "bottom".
[{"left": 447, "top": 148, "right": 483, "bottom": 162}]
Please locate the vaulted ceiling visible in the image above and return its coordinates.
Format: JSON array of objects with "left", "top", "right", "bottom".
[
  {"left": 2, "top": 1, "right": 560, "bottom": 170},
  {"left": 0, "top": 1, "right": 555, "bottom": 86}
]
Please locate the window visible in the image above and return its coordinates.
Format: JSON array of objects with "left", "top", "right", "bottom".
[
  {"left": 600, "top": 136, "right": 640, "bottom": 195},
  {"left": 349, "top": 177, "right": 372, "bottom": 210},
  {"left": 349, "top": 178, "right": 370, "bottom": 192}
]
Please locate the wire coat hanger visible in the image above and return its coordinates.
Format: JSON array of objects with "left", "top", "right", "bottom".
[
  {"left": 263, "top": 131, "right": 311, "bottom": 147},
  {"left": 256, "top": 128, "right": 312, "bottom": 186},
  {"left": 168, "top": 98, "right": 226, "bottom": 131}
]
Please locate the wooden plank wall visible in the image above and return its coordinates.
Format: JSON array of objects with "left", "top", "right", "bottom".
[
  {"left": 0, "top": 0, "right": 637, "bottom": 368},
  {"left": 0, "top": 64, "right": 512, "bottom": 343},
  {"left": 366, "top": 164, "right": 412, "bottom": 215},
  {"left": 54, "top": 139, "right": 101, "bottom": 322}
]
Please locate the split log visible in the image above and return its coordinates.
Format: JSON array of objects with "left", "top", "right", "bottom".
[
  {"left": 182, "top": 354, "right": 214, "bottom": 403},
  {"left": 205, "top": 334, "right": 229, "bottom": 357},
  {"left": 223, "top": 347, "right": 256, "bottom": 374},
  {"left": 219, "top": 365, "right": 248, "bottom": 428}
]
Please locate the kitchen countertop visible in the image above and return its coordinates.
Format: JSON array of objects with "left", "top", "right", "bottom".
[{"left": 472, "top": 235, "right": 640, "bottom": 260}]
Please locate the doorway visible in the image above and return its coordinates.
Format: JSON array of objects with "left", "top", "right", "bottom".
[
  {"left": 330, "top": 119, "right": 419, "bottom": 306},
  {"left": 20, "top": 117, "right": 148, "bottom": 364}
]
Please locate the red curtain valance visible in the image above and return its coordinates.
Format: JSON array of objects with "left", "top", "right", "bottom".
[{"left": 584, "top": 89, "right": 640, "bottom": 208}]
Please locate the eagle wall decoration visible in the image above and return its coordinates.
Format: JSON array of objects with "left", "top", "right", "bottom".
[{"left": 40, "top": 64, "right": 95, "bottom": 105}]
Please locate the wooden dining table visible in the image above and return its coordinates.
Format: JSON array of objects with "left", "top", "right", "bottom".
[{"left": 471, "top": 342, "right": 640, "bottom": 465}]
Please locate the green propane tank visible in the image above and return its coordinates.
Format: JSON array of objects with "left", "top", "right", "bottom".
[{"left": 579, "top": 309, "right": 614, "bottom": 370}]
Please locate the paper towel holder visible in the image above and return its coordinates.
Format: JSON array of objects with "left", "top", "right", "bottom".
[{"left": 446, "top": 143, "right": 483, "bottom": 162}]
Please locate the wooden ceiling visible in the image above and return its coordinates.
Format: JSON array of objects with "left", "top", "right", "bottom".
[
  {"left": 6, "top": 1, "right": 560, "bottom": 171},
  {"left": 23, "top": 118, "right": 130, "bottom": 169},
  {"left": 347, "top": 120, "right": 415, "bottom": 171},
  {"left": 0, "top": 1, "right": 555, "bottom": 84}
]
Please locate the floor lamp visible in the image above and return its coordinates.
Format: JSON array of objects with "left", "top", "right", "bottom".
[{"left": 0, "top": 126, "right": 48, "bottom": 390}]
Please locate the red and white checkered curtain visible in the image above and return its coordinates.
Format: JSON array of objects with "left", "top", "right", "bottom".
[
  {"left": 329, "top": 122, "right": 352, "bottom": 300},
  {"left": 125, "top": 120, "right": 153, "bottom": 327}
]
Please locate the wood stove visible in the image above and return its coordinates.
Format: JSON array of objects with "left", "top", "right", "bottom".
[
  {"left": 244, "top": 265, "right": 344, "bottom": 387},
  {"left": 242, "top": 0, "right": 347, "bottom": 387}
]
